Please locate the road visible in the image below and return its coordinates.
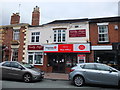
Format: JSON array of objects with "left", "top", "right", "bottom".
[{"left": 1, "top": 79, "right": 119, "bottom": 90}]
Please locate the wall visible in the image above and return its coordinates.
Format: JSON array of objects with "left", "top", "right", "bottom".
[
  {"left": 89, "top": 21, "right": 120, "bottom": 62},
  {"left": 90, "top": 22, "right": 120, "bottom": 46}
]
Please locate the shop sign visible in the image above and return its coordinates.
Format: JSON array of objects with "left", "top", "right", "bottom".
[
  {"left": 69, "top": 29, "right": 86, "bottom": 37},
  {"left": 77, "top": 54, "right": 86, "bottom": 63},
  {"left": 58, "top": 44, "right": 73, "bottom": 52},
  {"left": 44, "top": 45, "right": 58, "bottom": 52},
  {"left": 44, "top": 43, "right": 90, "bottom": 53},
  {"left": 73, "top": 44, "right": 90, "bottom": 52},
  {"left": 28, "top": 45, "right": 43, "bottom": 50}
]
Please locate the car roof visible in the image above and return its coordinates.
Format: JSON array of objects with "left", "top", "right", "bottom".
[
  {"left": 77, "top": 63, "right": 103, "bottom": 65},
  {"left": 2, "top": 61, "right": 18, "bottom": 63}
]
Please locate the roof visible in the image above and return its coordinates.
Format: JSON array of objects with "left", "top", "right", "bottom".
[
  {"left": 45, "top": 18, "right": 89, "bottom": 25},
  {"left": 89, "top": 16, "right": 120, "bottom": 23},
  {"left": 0, "top": 23, "right": 29, "bottom": 29}
]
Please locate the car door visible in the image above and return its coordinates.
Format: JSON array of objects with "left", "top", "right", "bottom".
[
  {"left": 10, "top": 62, "right": 24, "bottom": 79},
  {"left": 82, "top": 64, "right": 100, "bottom": 84},
  {"left": 95, "top": 64, "right": 119, "bottom": 85},
  {"left": 1, "top": 62, "right": 12, "bottom": 79}
]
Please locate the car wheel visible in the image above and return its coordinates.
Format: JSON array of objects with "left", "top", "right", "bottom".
[
  {"left": 23, "top": 73, "right": 32, "bottom": 83},
  {"left": 74, "top": 76, "right": 84, "bottom": 87}
]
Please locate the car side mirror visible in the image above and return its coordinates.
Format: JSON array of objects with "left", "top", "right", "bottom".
[
  {"left": 109, "top": 68, "right": 113, "bottom": 73},
  {"left": 18, "top": 66, "right": 24, "bottom": 70}
]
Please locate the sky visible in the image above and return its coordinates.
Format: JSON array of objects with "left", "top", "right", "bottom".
[{"left": 0, "top": 0, "right": 120, "bottom": 26}]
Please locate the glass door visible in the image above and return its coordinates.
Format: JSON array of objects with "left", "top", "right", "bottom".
[{"left": 28, "top": 54, "right": 34, "bottom": 64}]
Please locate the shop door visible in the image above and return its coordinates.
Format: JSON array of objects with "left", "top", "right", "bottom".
[{"left": 49, "top": 54, "right": 65, "bottom": 73}]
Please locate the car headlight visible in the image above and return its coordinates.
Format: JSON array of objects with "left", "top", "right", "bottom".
[{"left": 32, "top": 71, "right": 40, "bottom": 75}]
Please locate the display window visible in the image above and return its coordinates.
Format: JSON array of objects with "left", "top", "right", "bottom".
[{"left": 28, "top": 52, "right": 43, "bottom": 65}]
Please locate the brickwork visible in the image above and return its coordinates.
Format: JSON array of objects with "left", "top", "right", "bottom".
[
  {"left": 89, "top": 17, "right": 120, "bottom": 63},
  {"left": 2, "top": 27, "right": 13, "bottom": 61},
  {"left": 10, "top": 13, "right": 20, "bottom": 24},
  {"left": 31, "top": 6, "right": 40, "bottom": 26},
  {"left": 90, "top": 22, "right": 120, "bottom": 46},
  {"left": 2, "top": 24, "right": 28, "bottom": 62},
  {"left": 18, "top": 26, "right": 26, "bottom": 62}
]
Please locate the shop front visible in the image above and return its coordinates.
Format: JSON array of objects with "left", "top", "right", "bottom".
[
  {"left": 44, "top": 43, "right": 90, "bottom": 73},
  {"left": 92, "top": 45, "right": 120, "bottom": 70},
  {"left": 27, "top": 45, "right": 45, "bottom": 70}
]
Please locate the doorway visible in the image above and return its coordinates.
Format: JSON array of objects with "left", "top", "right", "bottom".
[{"left": 48, "top": 53, "right": 65, "bottom": 73}]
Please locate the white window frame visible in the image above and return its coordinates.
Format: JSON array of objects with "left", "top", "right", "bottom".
[
  {"left": 53, "top": 29, "right": 66, "bottom": 43},
  {"left": 27, "top": 52, "right": 43, "bottom": 65},
  {"left": 31, "top": 32, "right": 40, "bottom": 43},
  {"left": 13, "top": 29, "right": 20, "bottom": 41},
  {"left": 98, "top": 25, "right": 109, "bottom": 43}
]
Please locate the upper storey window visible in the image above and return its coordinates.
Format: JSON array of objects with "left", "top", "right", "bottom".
[
  {"left": 31, "top": 32, "right": 40, "bottom": 43},
  {"left": 53, "top": 29, "right": 66, "bottom": 43},
  {"left": 13, "top": 29, "right": 20, "bottom": 41},
  {"left": 97, "top": 23, "right": 109, "bottom": 43}
]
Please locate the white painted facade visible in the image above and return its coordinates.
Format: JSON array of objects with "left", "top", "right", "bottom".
[{"left": 24, "top": 21, "right": 90, "bottom": 64}]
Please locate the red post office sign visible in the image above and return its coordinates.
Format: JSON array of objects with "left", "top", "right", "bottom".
[
  {"left": 44, "top": 43, "right": 90, "bottom": 53},
  {"left": 58, "top": 44, "right": 73, "bottom": 52},
  {"left": 28, "top": 45, "right": 43, "bottom": 50}
]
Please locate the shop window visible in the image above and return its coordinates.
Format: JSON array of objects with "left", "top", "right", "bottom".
[
  {"left": 31, "top": 32, "right": 40, "bottom": 43},
  {"left": 12, "top": 48, "right": 18, "bottom": 61},
  {"left": 13, "top": 29, "right": 20, "bottom": 41},
  {"left": 66, "top": 54, "right": 77, "bottom": 67},
  {"left": 53, "top": 29, "right": 66, "bottom": 43},
  {"left": 98, "top": 25, "right": 109, "bottom": 43},
  {"left": 28, "top": 52, "right": 43, "bottom": 65}
]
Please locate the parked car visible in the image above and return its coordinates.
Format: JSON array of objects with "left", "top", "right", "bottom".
[
  {"left": 69, "top": 63, "right": 120, "bottom": 87},
  {"left": 0, "top": 61, "right": 44, "bottom": 82}
]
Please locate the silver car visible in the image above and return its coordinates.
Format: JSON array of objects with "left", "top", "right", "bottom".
[
  {"left": 69, "top": 63, "right": 120, "bottom": 87},
  {"left": 0, "top": 61, "right": 44, "bottom": 82}
]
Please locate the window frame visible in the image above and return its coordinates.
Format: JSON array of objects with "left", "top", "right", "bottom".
[
  {"left": 53, "top": 29, "right": 66, "bottom": 43},
  {"left": 31, "top": 32, "right": 40, "bottom": 43},
  {"left": 13, "top": 29, "right": 20, "bottom": 41},
  {"left": 98, "top": 25, "right": 109, "bottom": 43},
  {"left": 28, "top": 52, "right": 43, "bottom": 65}
]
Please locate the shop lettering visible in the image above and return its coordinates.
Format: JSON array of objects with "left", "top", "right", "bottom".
[
  {"left": 44, "top": 44, "right": 90, "bottom": 53},
  {"left": 69, "top": 29, "right": 86, "bottom": 37},
  {"left": 45, "top": 47, "right": 55, "bottom": 50},
  {"left": 28, "top": 45, "right": 43, "bottom": 50}
]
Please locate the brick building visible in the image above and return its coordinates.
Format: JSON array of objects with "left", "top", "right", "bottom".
[
  {"left": 89, "top": 16, "right": 120, "bottom": 69},
  {"left": 24, "top": 6, "right": 120, "bottom": 73},
  {"left": 0, "top": 13, "right": 28, "bottom": 62},
  {"left": 1, "top": 6, "right": 120, "bottom": 72}
]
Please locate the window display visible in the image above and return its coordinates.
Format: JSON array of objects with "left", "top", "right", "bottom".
[{"left": 28, "top": 52, "right": 43, "bottom": 65}]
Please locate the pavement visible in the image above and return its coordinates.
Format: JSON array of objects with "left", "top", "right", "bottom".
[{"left": 44, "top": 73, "right": 69, "bottom": 81}]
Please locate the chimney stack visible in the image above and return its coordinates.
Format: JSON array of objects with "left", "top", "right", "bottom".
[
  {"left": 31, "top": 6, "right": 40, "bottom": 26},
  {"left": 10, "top": 13, "right": 20, "bottom": 24}
]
